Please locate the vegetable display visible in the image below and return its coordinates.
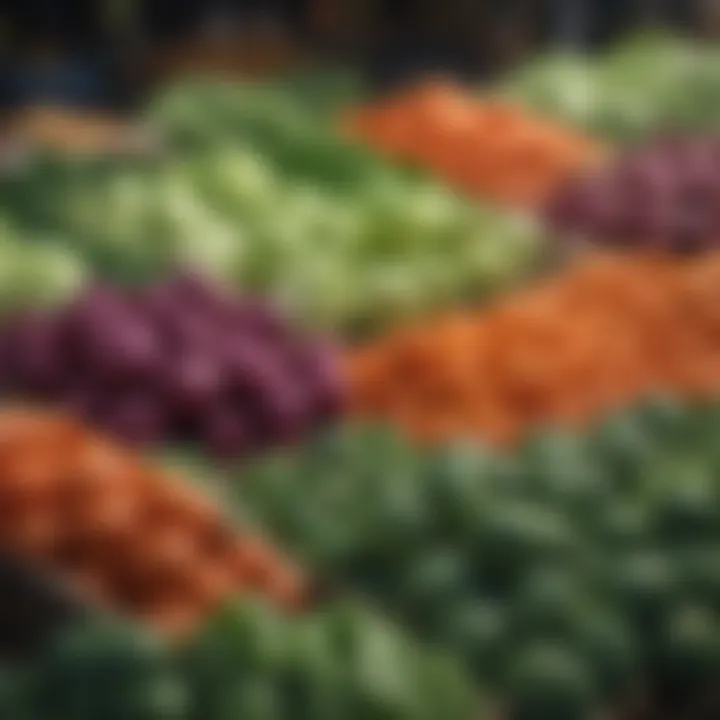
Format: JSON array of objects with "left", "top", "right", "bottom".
[
  {"left": 0, "top": 408, "right": 306, "bottom": 637},
  {"left": 347, "top": 252, "right": 720, "bottom": 446},
  {"left": 342, "top": 80, "right": 602, "bottom": 207},
  {"left": 4, "top": 41, "right": 720, "bottom": 720},
  {"left": 0, "top": 272, "right": 344, "bottom": 457},
  {"left": 187, "top": 598, "right": 480, "bottom": 720},
  {"left": 3, "top": 598, "right": 480, "bottom": 720},
  {"left": 149, "top": 78, "right": 389, "bottom": 187},
  {"left": 0, "top": 83, "right": 543, "bottom": 334},
  {"left": 504, "top": 34, "right": 720, "bottom": 144},
  {"left": 237, "top": 401, "right": 720, "bottom": 717},
  {"left": 545, "top": 135, "right": 720, "bottom": 253}
]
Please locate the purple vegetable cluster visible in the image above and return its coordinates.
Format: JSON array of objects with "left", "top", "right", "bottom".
[
  {"left": 0, "top": 273, "right": 346, "bottom": 458},
  {"left": 545, "top": 136, "right": 720, "bottom": 252}
]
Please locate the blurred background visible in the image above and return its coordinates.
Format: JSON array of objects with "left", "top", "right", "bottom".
[
  {"left": 0, "top": 5, "right": 720, "bottom": 720},
  {"left": 1, "top": 0, "right": 720, "bottom": 114}
]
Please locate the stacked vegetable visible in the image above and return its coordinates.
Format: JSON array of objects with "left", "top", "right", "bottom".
[
  {"left": 237, "top": 401, "right": 720, "bottom": 718},
  {"left": 186, "top": 599, "right": 479, "bottom": 720},
  {"left": 545, "top": 135, "right": 720, "bottom": 253},
  {"left": 504, "top": 34, "right": 720, "bottom": 144},
  {"left": 149, "top": 78, "right": 383, "bottom": 184},
  {"left": 348, "top": 252, "right": 720, "bottom": 446},
  {"left": 0, "top": 408, "right": 306, "bottom": 637},
  {"left": 342, "top": 80, "right": 602, "bottom": 207},
  {"left": 0, "top": 406, "right": 482, "bottom": 719},
  {"left": 1, "top": 598, "right": 479, "bottom": 720},
  {"left": 0, "top": 81, "right": 543, "bottom": 333},
  {"left": 0, "top": 272, "right": 343, "bottom": 458},
  {"left": 6, "top": 49, "right": 720, "bottom": 720}
]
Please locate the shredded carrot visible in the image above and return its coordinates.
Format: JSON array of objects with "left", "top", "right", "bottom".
[
  {"left": 347, "top": 252, "right": 720, "bottom": 446},
  {"left": 342, "top": 80, "right": 604, "bottom": 207},
  {"left": 0, "top": 407, "right": 307, "bottom": 637}
]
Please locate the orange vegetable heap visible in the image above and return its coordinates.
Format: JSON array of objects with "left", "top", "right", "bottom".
[
  {"left": 348, "top": 252, "right": 720, "bottom": 446},
  {"left": 0, "top": 408, "right": 306, "bottom": 637},
  {"left": 342, "top": 80, "right": 602, "bottom": 207}
]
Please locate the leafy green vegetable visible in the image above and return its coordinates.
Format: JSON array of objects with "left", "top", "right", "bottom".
[
  {"left": 236, "top": 397, "right": 720, "bottom": 713},
  {"left": 8, "top": 598, "right": 480, "bottom": 720},
  {"left": 0, "top": 79, "right": 543, "bottom": 333},
  {"left": 187, "top": 598, "right": 480, "bottom": 720},
  {"left": 503, "top": 33, "right": 720, "bottom": 143}
]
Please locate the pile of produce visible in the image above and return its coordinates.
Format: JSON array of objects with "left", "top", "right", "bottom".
[
  {"left": 149, "top": 78, "right": 383, "bottom": 185},
  {"left": 0, "top": 83, "right": 543, "bottom": 333},
  {"left": 5, "top": 39, "right": 720, "bottom": 720},
  {"left": 0, "top": 408, "right": 306, "bottom": 637},
  {"left": 237, "top": 401, "right": 720, "bottom": 717},
  {"left": 342, "top": 80, "right": 602, "bottom": 207},
  {"left": 348, "top": 252, "right": 720, "bottom": 446},
  {"left": 545, "top": 135, "right": 720, "bottom": 253},
  {"left": 0, "top": 272, "right": 344, "bottom": 457},
  {"left": 504, "top": 34, "right": 720, "bottom": 143},
  {"left": 0, "top": 598, "right": 480, "bottom": 719},
  {"left": 186, "top": 598, "right": 479, "bottom": 720}
]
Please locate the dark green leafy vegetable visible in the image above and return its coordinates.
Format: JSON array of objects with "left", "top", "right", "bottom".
[
  {"left": 186, "top": 598, "right": 480, "bottom": 720},
  {"left": 7, "top": 599, "right": 480, "bottom": 720},
  {"left": 237, "top": 397, "right": 720, "bottom": 715}
]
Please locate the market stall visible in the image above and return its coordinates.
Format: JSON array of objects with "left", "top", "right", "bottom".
[{"left": 0, "top": 8, "right": 718, "bottom": 719}]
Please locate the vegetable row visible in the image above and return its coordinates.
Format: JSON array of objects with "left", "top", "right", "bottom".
[
  {"left": 348, "top": 252, "right": 720, "bottom": 446},
  {"left": 236, "top": 398, "right": 720, "bottom": 718},
  {"left": 0, "top": 407, "right": 479, "bottom": 720},
  {"left": 6, "top": 72, "right": 720, "bottom": 345},
  {"left": 0, "top": 273, "right": 344, "bottom": 458},
  {"left": 2, "top": 41, "right": 720, "bottom": 720},
  {"left": 343, "top": 80, "right": 602, "bottom": 208},
  {"left": 7, "top": 249, "right": 720, "bottom": 462},
  {"left": 504, "top": 33, "right": 720, "bottom": 144},
  {"left": 0, "top": 409, "right": 306, "bottom": 638},
  {"left": 0, "top": 80, "right": 544, "bottom": 334},
  {"left": 4, "top": 397, "right": 720, "bottom": 719},
  {"left": 546, "top": 135, "right": 720, "bottom": 254},
  {"left": 0, "top": 599, "right": 478, "bottom": 720}
]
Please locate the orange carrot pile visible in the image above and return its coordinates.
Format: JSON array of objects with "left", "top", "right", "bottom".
[
  {"left": 342, "top": 80, "right": 603, "bottom": 207},
  {"left": 0, "top": 408, "right": 306, "bottom": 637},
  {"left": 348, "top": 252, "right": 720, "bottom": 446}
]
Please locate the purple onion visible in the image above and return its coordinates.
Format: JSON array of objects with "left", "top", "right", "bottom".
[
  {"left": 545, "top": 135, "right": 720, "bottom": 253},
  {"left": 0, "top": 272, "right": 344, "bottom": 460}
]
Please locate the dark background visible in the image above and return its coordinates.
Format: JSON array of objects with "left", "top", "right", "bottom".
[{"left": 0, "top": 0, "right": 716, "bottom": 108}]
